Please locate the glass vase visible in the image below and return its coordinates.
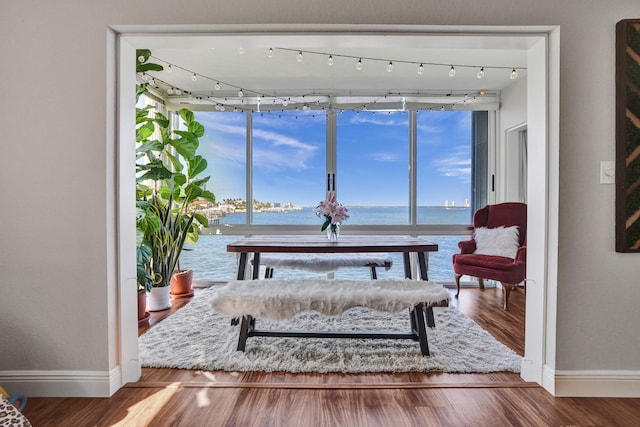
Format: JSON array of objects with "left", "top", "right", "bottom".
[{"left": 327, "top": 223, "right": 340, "bottom": 241}]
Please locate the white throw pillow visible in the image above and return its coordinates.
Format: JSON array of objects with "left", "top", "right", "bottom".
[{"left": 473, "top": 226, "right": 520, "bottom": 258}]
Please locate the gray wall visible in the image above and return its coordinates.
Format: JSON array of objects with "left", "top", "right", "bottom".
[{"left": 1, "top": 0, "right": 639, "bottom": 394}]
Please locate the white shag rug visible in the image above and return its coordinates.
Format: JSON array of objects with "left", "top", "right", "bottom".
[{"left": 139, "top": 286, "right": 522, "bottom": 373}]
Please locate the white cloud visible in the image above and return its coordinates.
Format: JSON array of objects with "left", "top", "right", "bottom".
[
  {"left": 369, "top": 152, "right": 401, "bottom": 162},
  {"left": 349, "top": 114, "right": 406, "bottom": 126},
  {"left": 433, "top": 146, "right": 472, "bottom": 184}
]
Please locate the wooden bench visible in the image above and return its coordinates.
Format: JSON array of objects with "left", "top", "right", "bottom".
[
  {"left": 210, "top": 278, "right": 450, "bottom": 356},
  {"left": 252, "top": 253, "right": 393, "bottom": 279}
]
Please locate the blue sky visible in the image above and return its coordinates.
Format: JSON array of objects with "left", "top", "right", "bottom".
[{"left": 195, "top": 109, "right": 471, "bottom": 207}]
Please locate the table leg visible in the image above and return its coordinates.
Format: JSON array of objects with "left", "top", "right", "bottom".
[
  {"left": 411, "top": 304, "right": 430, "bottom": 356},
  {"left": 252, "top": 252, "right": 260, "bottom": 279},
  {"left": 236, "top": 253, "right": 248, "bottom": 280},
  {"left": 403, "top": 252, "right": 411, "bottom": 278},
  {"left": 417, "top": 252, "right": 429, "bottom": 281}
]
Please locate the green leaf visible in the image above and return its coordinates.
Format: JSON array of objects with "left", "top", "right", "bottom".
[
  {"left": 165, "top": 152, "right": 184, "bottom": 173},
  {"left": 136, "top": 123, "right": 155, "bottom": 143},
  {"left": 188, "top": 155, "right": 207, "bottom": 179},
  {"left": 154, "top": 112, "right": 169, "bottom": 129},
  {"left": 202, "top": 190, "right": 216, "bottom": 203},
  {"left": 194, "top": 212, "right": 209, "bottom": 228},
  {"left": 188, "top": 120, "right": 205, "bottom": 138},
  {"left": 173, "top": 173, "right": 187, "bottom": 187},
  {"left": 136, "top": 139, "right": 163, "bottom": 153},
  {"left": 169, "top": 135, "right": 197, "bottom": 159},
  {"left": 138, "top": 160, "right": 173, "bottom": 181},
  {"left": 137, "top": 63, "right": 164, "bottom": 73},
  {"left": 179, "top": 108, "right": 194, "bottom": 125},
  {"left": 200, "top": 190, "right": 216, "bottom": 203}
]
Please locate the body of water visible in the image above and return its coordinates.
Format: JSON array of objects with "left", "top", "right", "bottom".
[{"left": 181, "top": 207, "right": 472, "bottom": 284}]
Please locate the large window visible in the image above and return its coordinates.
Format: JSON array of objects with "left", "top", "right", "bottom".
[
  {"left": 178, "top": 108, "right": 489, "bottom": 283},
  {"left": 417, "top": 110, "right": 473, "bottom": 224},
  {"left": 337, "top": 110, "right": 409, "bottom": 223},
  {"left": 251, "top": 111, "right": 326, "bottom": 224}
]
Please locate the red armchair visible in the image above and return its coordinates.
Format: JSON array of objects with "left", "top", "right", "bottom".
[{"left": 452, "top": 202, "right": 527, "bottom": 310}]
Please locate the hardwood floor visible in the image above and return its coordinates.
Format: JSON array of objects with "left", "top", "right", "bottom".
[{"left": 21, "top": 285, "right": 640, "bottom": 426}]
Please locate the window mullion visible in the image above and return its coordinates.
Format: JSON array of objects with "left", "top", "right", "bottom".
[{"left": 409, "top": 111, "right": 418, "bottom": 226}]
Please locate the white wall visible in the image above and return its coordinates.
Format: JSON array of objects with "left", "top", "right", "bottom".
[
  {"left": 497, "top": 78, "right": 528, "bottom": 201},
  {"left": 1, "top": 0, "right": 639, "bottom": 397}
]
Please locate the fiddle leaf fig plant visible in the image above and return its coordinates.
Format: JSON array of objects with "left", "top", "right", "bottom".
[{"left": 135, "top": 49, "right": 215, "bottom": 290}]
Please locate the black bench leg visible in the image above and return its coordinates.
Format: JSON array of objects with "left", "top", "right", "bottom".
[
  {"left": 370, "top": 266, "right": 377, "bottom": 279},
  {"left": 237, "top": 315, "right": 254, "bottom": 351},
  {"left": 425, "top": 306, "right": 435, "bottom": 328},
  {"left": 411, "top": 304, "right": 430, "bottom": 356}
]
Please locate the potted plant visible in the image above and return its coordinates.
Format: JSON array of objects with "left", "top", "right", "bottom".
[{"left": 135, "top": 50, "right": 215, "bottom": 311}]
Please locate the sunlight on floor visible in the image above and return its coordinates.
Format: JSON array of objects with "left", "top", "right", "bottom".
[{"left": 113, "top": 382, "right": 180, "bottom": 426}]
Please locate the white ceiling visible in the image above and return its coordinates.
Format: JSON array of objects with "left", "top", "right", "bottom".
[{"left": 134, "top": 33, "right": 532, "bottom": 111}]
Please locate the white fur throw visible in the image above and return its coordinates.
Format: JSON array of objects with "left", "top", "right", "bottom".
[
  {"left": 255, "top": 253, "right": 393, "bottom": 273},
  {"left": 210, "top": 279, "right": 450, "bottom": 320},
  {"left": 474, "top": 226, "right": 520, "bottom": 258}
]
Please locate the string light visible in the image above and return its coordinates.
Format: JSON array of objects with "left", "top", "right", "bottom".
[
  {"left": 417, "top": 64, "right": 424, "bottom": 75},
  {"left": 387, "top": 61, "right": 394, "bottom": 72},
  {"left": 267, "top": 48, "right": 274, "bottom": 58},
  {"left": 356, "top": 58, "right": 363, "bottom": 71},
  {"left": 137, "top": 55, "right": 145, "bottom": 63},
  {"left": 144, "top": 53, "right": 503, "bottom": 116},
  {"left": 327, "top": 55, "right": 334, "bottom": 66},
  {"left": 449, "top": 66, "right": 456, "bottom": 77},
  {"left": 477, "top": 67, "right": 485, "bottom": 79},
  {"left": 297, "top": 51, "right": 303, "bottom": 62},
  {"left": 166, "top": 64, "right": 173, "bottom": 73},
  {"left": 510, "top": 68, "right": 519, "bottom": 79}
]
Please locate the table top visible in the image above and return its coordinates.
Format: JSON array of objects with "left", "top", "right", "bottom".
[{"left": 227, "top": 235, "right": 438, "bottom": 253}]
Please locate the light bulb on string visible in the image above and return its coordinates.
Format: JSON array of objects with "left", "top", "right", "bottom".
[
  {"left": 137, "top": 55, "right": 145, "bottom": 63},
  {"left": 191, "top": 73, "right": 197, "bottom": 81},
  {"left": 267, "top": 48, "right": 274, "bottom": 58},
  {"left": 215, "top": 82, "right": 220, "bottom": 90},
  {"left": 327, "top": 55, "right": 334, "bottom": 66},
  {"left": 449, "top": 66, "right": 456, "bottom": 77},
  {"left": 417, "top": 64, "right": 424, "bottom": 75},
  {"left": 356, "top": 58, "right": 363, "bottom": 71},
  {"left": 175, "top": 89, "right": 182, "bottom": 95},
  {"left": 167, "top": 87, "right": 174, "bottom": 95},
  {"left": 166, "top": 64, "right": 173, "bottom": 73},
  {"left": 477, "top": 67, "right": 485, "bottom": 79},
  {"left": 387, "top": 61, "right": 394, "bottom": 72},
  {"left": 510, "top": 68, "right": 519, "bottom": 79},
  {"left": 282, "top": 98, "right": 289, "bottom": 107},
  {"left": 238, "top": 89, "right": 244, "bottom": 98},
  {"left": 297, "top": 51, "right": 303, "bottom": 62}
]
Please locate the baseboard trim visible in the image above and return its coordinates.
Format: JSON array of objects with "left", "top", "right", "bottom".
[
  {"left": 553, "top": 369, "right": 640, "bottom": 397},
  {"left": 0, "top": 366, "right": 122, "bottom": 397}
]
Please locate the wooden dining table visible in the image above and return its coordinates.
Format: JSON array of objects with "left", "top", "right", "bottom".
[{"left": 227, "top": 235, "right": 439, "bottom": 281}]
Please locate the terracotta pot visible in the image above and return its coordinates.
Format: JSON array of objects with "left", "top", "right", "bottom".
[
  {"left": 147, "top": 286, "right": 171, "bottom": 311},
  {"left": 137, "top": 289, "right": 150, "bottom": 325},
  {"left": 170, "top": 269, "right": 194, "bottom": 297}
]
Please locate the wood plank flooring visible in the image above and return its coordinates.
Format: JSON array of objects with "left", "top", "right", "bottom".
[{"left": 21, "top": 285, "right": 640, "bottom": 426}]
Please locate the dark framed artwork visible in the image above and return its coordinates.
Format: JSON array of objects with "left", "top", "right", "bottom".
[{"left": 616, "top": 19, "right": 640, "bottom": 252}]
